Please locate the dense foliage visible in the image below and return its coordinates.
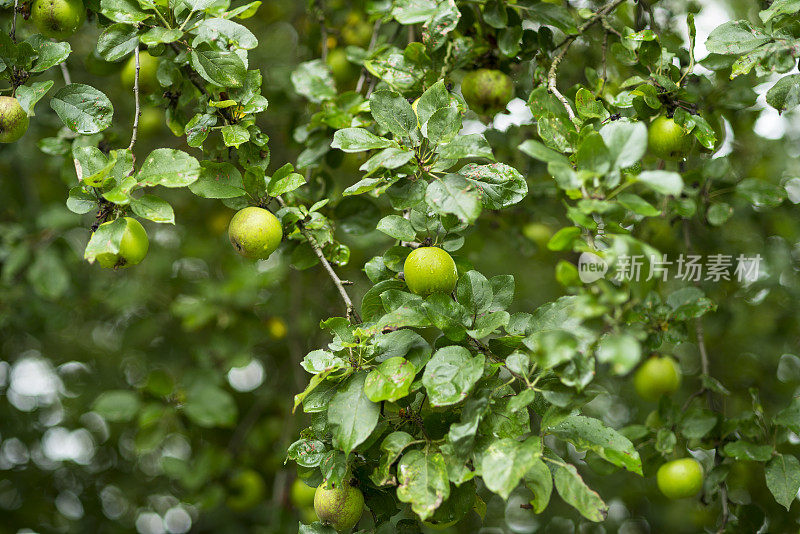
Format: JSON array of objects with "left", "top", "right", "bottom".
[{"left": 2, "top": 0, "right": 800, "bottom": 532}]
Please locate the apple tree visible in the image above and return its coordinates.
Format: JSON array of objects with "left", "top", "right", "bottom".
[{"left": 2, "top": 0, "right": 800, "bottom": 533}]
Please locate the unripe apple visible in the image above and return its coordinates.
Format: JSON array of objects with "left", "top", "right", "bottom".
[
  {"left": 314, "top": 481, "right": 364, "bottom": 531},
  {"left": 341, "top": 12, "right": 372, "bottom": 47},
  {"left": 290, "top": 478, "right": 317, "bottom": 509},
  {"left": 461, "top": 69, "right": 514, "bottom": 115},
  {"left": 0, "top": 97, "right": 29, "bottom": 143},
  {"left": 121, "top": 51, "right": 160, "bottom": 94},
  {"left": 96, "top": 217, "right": 149, "bottom": 269},
  {"left": 657, "top": 458, "right": 704, "bottom": 499},
  {"left": 228, "top": 206, "right": 283, "bottom": 259},
  {"left": 403, "top": 246, "right": 458, "bottom": 297},
  {"left": 648, "top": 115, "right": 693, "bottom": 160},
  {"left": 326, "top": 48, "right": 358, "bottom": 86},
  {"left": 226, "top": 469, "right": 266, "bottom": 511},
  {"left": 30, "top": 0, "right": 85, "bottom": 40},
  {"left": 633, "top": 356, "right": 681, "bottom": 402}
]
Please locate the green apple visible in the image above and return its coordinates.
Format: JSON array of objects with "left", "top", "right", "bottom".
[
  {"left": 314, "top": 481, "right": 364, "bottom": 531},
  {"left": 341, "top": 12, "right": 372, "bottom": 47},
  {"left": 96, "top": 217, "right": 149, "bottom": 269},
  {"left": 121, "top": 51, "right": 160, "bottom": 94},
  {"left": 0, "top": 97, "right": 29, "bottom": 143},
  {"left": 291, "top": 479, "right": 317, "bottom": 509},
  {"left": 228, "top": 206, "right": 283, "bottom": 259},
  {"left": 30, "top": 0, "right": 85, "bottom": 39},
  {"left": 326, "top": 48, "right": 359, "bottom": 86},
  {"left": 226, "top": 469, "right": 266, "bottom": 511},
  {"left": 648, "top": 115, "right": 693, "bottom": 160},
  {"left": 657, "top": 458, "right": 704, "bottom": 499},
  {"left": 403, "top": 246, "right": 458, "bottom": 297},
  {"left": 633, "top": 356, "right": 681, "bottom": 402},
  {"left": 461, "top": 69, "right": 514, "bottom": 115}
]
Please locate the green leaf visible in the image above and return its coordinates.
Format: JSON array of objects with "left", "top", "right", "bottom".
[
  {"left": 736, "top": 178, "right": 785, "bottom": 208},
  {"left": 547, "top": 227, "right": 581, "bottom": 251},
  {"left": 707, "top": 202, "right": 733, "bottom": 225},
  {"left": 287, "top": 438, "right": 327, "bottom": 468},
  {"left": 396, "top": 449, "right": 450, "bottom": 521},
  {"left": 140, "top": 27, "right": 183, "bottom": 46},
  {"left": 131, "top": 194, "right": 175, "bottom": 224},
  {"left": 27, "top": 36, "right": 71, "bottom": 73},
  {"left": 599, "top": 121, "right": 647, "bottom": 169},
  {"left": 480, "top": 437, "right": 543, "bottom": 499},
  {"left": 360, "top": 147, "right": 415, "bottom": 174},
  {"left": 437, "top": 134, "right": 494, "bottom": 161},
  {"left": 15, "top": 81, "right": 54, "bottom": 116},
  {"left": 331, "top": 128, "right": 394, "bottom": 153},
  {"left": 291, "top": 59, "right": 336, "bottom": 103},
  {"left": 457, "top": 270, "right": 493, "bottom": 316},
  {"left": 637, "top": 170, "right": 683, "bottom": 196},
  {"left": 722, "top": 441, "right": 773, "bottom": 462},
  {"left": 328, "top": 373, "right": 380, "bottom": 457},
  {"left": 458, "top": 163, "right": 527, "bottom": 210},
  {"left": 760, "top": 0, "right": 800, "bottom": 24},
  {"left": 554, "top": 463, "right": 608, "bottom": 522},
  {"left": 50, "top": 84, "right": 114, "bottom": 134},
  {"left": 415, "top": 80, "right": 451, "bottom": 127},
  {"left": 268, "top": 171, "right": 306, "bottom": 196},
  {"left": 596, "top": 333, "right": 641, "bottom": 375},
  {"left": 221, "top": 124, "right": 250, "bottom": 147},
  {"left": 522, "top": 459, "right": 552, "bottom": 514},
  {"left": 766, "top": 453, "right": 800, "bottom": 510},
  {"left": 73, "top": 146, "right": 117, "bottom": 187},
  {"left": 96, "top": 23, "right": 138, "bottom": 61},
  {"left": 370, "top": 90, "right": 417, "bottom": 138},
  {"left": 575, "top": 88, "right": 607, "bottom": 120},
  {"left": 301, "top": 350, "right": 346, "bottom": 374},
  {"left": 364, "top": 357, "right": 416, "bottom": 402},
  {"left": 137, "top": 149, "right": 201, "bottom": 188},
  {"left": 426, "top": 174, "right": 482, "bottom": 223},
  {"left": 448, "top": 390, "right": 491, "bottom": 456},
  {"left": 189, "top": 161, "right": 244, "bottom": 198},
  {"left": 93, "top": 390, "right": 141, "bottom": 422},
  {"left": 372, "top": 431, "right": 417, "bottom": 486},
  {"left": 100, "top": 0, "right": 150, "bottom": 23},
  {"left": 518, "top": 139, "right": 571, "bottom": 166},
  {"left": 422, "top": 346, "right": 484, "bottom": 407},
  {"left": 766, "top": 75, "right": 800, "bottom": 113},
  {"left": 775, "top": 397, "right": 800, "bottom": 433},
  {"left": 190, "top": 45, "right": 246, "bottom": 88},
  {"left": 426, "top": 105, "right": 461, "bottom": 145},
  {"left": 183, "top": 383, "right": 237, "bottom": 428},
  {"left": 84, "top": 217, "right": 126, "bottom": 263},
  {"left": 376, "top": 215, "right": 416, "bottom": 241},
  {"left": 618, "top": 193, "right": 660, "bottom": 217},
  {"left": 705, "top": 20, "right": 770, "bottom": 55},
  {"left": 66, "top": 187, "right": 96, "bottom": 214},
  {"left": 545, "top": 415, "right": 642, "bottom": 475}
]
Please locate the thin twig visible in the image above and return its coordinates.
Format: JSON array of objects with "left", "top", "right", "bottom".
[
  {"left": 275, "top": 196, "right": 360, "bottom": 323},
  {"left": 10, "top": 0, "right": 19, "bottom": 42},
  {"left": 355, "top": 21, "right": 382, "bottom": 93},
  {"left": 128, "top": 46, "right": 141, "bottom": 153},
  {"left": 547, "top": 0, "right": 626, "bottom": 124},
  {"left": 59, "top": 62, "right": 72, "bottom": 85},
  {"left": 317, "top": 0, "right": 328, "bottom": 63}
]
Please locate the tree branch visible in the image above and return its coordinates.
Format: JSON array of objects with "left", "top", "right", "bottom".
[
  {"left": 127, "top": 46, "right": 141, "bottom": 154},
  {"left": 59, "top": 62, "right": 72, "bottom": 85},
  {"left": 275, "top": 196, "right": 360, "bottom": 323},
  {"left": 355, "top": 21, "right": 382, "bottom": 93},
  {"left": 547, "top": 0, "right": 627, "bottom": 124},
  {"left": 10, "top": 0, "right": 19, "bottom": 42}
]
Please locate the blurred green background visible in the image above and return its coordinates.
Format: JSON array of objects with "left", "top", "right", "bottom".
[{"left": 2, "top": 0, "right": 800, "bottom": 532}]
